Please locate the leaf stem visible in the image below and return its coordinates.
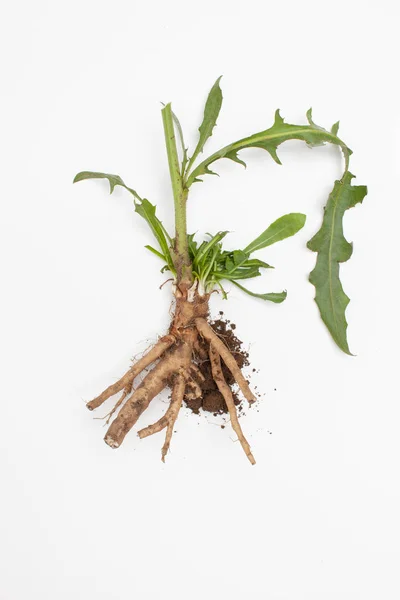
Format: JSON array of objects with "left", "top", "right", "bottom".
[{"left": 161, "top": 103, "right": 193, "bottom": 286}]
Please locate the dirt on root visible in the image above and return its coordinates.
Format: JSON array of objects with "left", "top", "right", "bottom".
[{"left": 185, "top": 312, "right": 250, "bottom": 415}]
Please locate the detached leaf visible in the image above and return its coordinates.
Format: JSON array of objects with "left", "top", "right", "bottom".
[
  {"left": 73, "top": 171, "right": 141, "bottom": 200},
  {"left": 307, "top": 172, "right": 367, "bottom": 354},
  {"left": 186, "top": 77, "right": 223, "bottom": 172},
  {"left": 187, "top": 109, "right": 351, "bottom": 186},
  {"left": 232, "top": 281, "right": 287, "bottom": 303},
  {"left": 244, "top": 213, "right": 306, "bottom": 254}
]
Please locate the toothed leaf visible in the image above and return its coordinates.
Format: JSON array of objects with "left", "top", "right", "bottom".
[
  {"left": 305, "top": 108, "right": 325, "bottom": 146},
  {"left": 73, "top": 171, "right": 141, "bottom": 200},
  {"left": 187, "top": 77, "right": 223, "bottom": 171},
  {"left": 331, "top": 121, "right": 340, "bottom": 136},
  {"left": 187, "top": 109, "right": 351, "bottom": 186},
  {"left": 307, "top": 172, "right": 367, "bottom": 354},
  {"left": 225, "top": 150, "right": 247, "bottom": 168},
  {"left": 244, "top": 213, "right": 306, "bottom": 254}
]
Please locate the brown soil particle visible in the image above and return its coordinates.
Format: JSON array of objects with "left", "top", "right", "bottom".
[{"left": 184, "top": 315, "right": 250, "bottom": 415}]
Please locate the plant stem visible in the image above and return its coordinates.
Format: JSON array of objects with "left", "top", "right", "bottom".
[{"left": 161, "top": 103, "right": 193, "bottom": 287}]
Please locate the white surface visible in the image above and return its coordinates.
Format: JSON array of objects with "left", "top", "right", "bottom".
[{"left": 1, "top": 1, "right": 399, "bottom": 599}]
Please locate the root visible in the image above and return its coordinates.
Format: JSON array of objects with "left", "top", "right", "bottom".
[
  {"left": 85, "top": 291, "right": 258, "bottom": 463},
  {"left": 161, "top": 374, "right": 185, "bottom": 461},
  {"left": 138, "top": 373, "right": 186, "bottom": 462},
  {"left": 104, "top": 383, "right": 132, "bottom": 425},
  {"left": 182, "top": 370, "right": 202, "bottom": 399},
  {"left": 195, "top": 318, "right": 256, "bottom": 404},
  {"left": 209, "top": 344, "right": 256, "bottom": 465},
  {"left": 87, "top": 334, "right": 175, "bottom": 411},
  {"left": 104, "top": 330, "right": 195, "bottom": 449},
  {"left": 188, "top": 364, "right": 205, "bottom": 382}
]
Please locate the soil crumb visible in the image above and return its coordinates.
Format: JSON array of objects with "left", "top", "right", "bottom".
[{"left": 184, "top": 314, "right": 251, "bottom": 415}]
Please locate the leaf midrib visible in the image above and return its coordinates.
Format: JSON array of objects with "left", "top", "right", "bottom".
[
  {"left": 189, "top": 127, "right": 347, "bottom": 184},
  {"left": 327, "top": 189, "right": 340, "bottom": 343},
  {"left": 245, "top": 225, "right": 290, "bottom": 253}
]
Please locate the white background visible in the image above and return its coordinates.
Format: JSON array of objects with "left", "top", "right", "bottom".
[{"left": 1, "top": 1, "right": 399, "bottom": 599}]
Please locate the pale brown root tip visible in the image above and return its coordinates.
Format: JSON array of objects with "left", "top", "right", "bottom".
[
  {"left": 209, "top": 344, "right": 256, "bottom": 465},
  {"left": 161, "top": 374, "right": 186, "bottom": 462},
  {"left": 87, "top": 334, "right": 175, "bottom": 411},
  {"left": 104, "top": 435, "right": 120, "bottom": 449},
  {"left": 195, "top": 318, "right": 256, "bottom": 404}
]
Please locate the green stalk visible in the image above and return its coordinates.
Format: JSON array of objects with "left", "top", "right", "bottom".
[{"left": 161, "top": 103, "right": 193, "bottom": 286}]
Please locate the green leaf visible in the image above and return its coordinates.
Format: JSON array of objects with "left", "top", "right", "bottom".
[
  {"left": 187, "top": 233, "right": 199, "bottom": 261},
  {"left": 193, "top": 230, "right": 228, "bottom": 270},
  {"left": 331, "top": 121, "right": 340, "bottom": 136},
  {"left": 244, "top": 213, "right": 306, "bottom": 254},
  {"left": 186, "top": 77, "right": 223, "bottom": 173},
  {"left": 242, "top": 258, "right": 273, "bottom": 269},
  {"left": 135, "top": 199, "right": 175, "bottom": 273},
  {"left": 186, "top": 109, "right": 351, "bottom": 186},
  {"left": 171, "top": 109, "right": 188, "bottom": 174},
  {"left": 307, "top": 172, "right": 367, "bottom": 354},
  {"left": 221, "top": 267, "right": 262, "bottom": 281},
  {"left": 231, "top": 280, "right": 287, "bottom": 303},
  {"left": 232, "top": 250, "right": 248, "bottom": 265},
  {"left": 73, "top": 171, "right": 141, "bottom": 200},
  {"left": 145, "top": 245, "right": 166, "bottom": 261}
]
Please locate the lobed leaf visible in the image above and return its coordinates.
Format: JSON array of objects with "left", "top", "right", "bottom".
[
  {"left": 244, "top": 213, "right": 306, "bottom": 254},
  {"left": 73, "top": 171, "right": 141, "bottom": 200},
  {"left": 307, "top": 172, "right": 367, "bottom": 354},
  {"left": 186, "top": 109, "right": 351, "bottom": 186},
  {"left": 186, "top": 77, "right": 223, "bottom": 174}
]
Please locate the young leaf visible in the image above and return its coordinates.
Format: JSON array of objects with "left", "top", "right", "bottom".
[
  {"left": 242, "top": 258, "right": 273, "bottom": 269},
  {"left": 145, "top": 245, "right": 166, "bottom": 261},
  {"left": 231, "top": 281, "right": 287, "bottom": 303},
  {"left": 135, "top": 199, "right": 175, "bottom": 273},
  {"left": 244, "top": 213, "right": 306, "bottom": 254},
  {"left": 221, "top": 266, "right": 262, "bottom": 280},
  {"left": 232, "top": 250, "right": 248, "bottom": 266},
  {"left": 186, "top": 77, "right": 223, "bottom": 173},
  {"left": 186, "top": 109, "right": 351, "bottom": 186},
  {"left": 73, "top": 171, "right": 141, "bottom": 200},
  {"left": 307, "top": 172, "right": 367, "bottom": 354},
  {"left": 193, "top": 230, "right": 228, "bottom": 270}
]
